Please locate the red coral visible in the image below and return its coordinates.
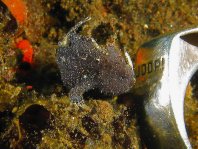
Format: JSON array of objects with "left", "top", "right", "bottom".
[
  {"left": 26, "top": 85, "right": 33, "bottom": 90},
  {"left": 2, "top": 0, "right": 27, "bottom": 25},
  {"left": 16, "top": 39, "right": 33, "bottom": 64}
]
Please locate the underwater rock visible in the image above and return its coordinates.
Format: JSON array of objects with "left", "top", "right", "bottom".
[
  {"left": 82, "top": 115, "right": 100, "bottom": 139},
  {"left": 19, "top": 104, "right": 53, "bottom": 148},
  {"left": 56, "top": 17, "right": 135, "bottom": 103}
]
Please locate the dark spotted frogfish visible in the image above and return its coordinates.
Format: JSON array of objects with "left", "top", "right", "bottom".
[{"left": 56, "top": 17, "right": 135, "bottom": 104}]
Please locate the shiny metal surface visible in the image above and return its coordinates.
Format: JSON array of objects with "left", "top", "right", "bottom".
[{"left": 133, "top": 28, "right": 198, "bottom": 149}]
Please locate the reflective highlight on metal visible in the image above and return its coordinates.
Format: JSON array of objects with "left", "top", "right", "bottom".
[{"left": 133, "top": 28, "right": 198, "bottom": 149}]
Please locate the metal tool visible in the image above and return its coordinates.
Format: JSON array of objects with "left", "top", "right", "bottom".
[{"left": 133, "top": 28, "right": 198, "bottom": 149}]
